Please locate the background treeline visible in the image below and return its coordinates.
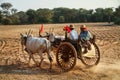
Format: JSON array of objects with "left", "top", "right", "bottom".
[{"left": 0, "top": 2, "right": 120, "bottom": 25}]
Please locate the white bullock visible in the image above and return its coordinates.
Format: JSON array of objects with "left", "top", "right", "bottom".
[{"left": 20, "top": 32, "right": 53, "bottom": 70}]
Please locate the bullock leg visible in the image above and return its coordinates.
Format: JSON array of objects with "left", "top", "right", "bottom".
[
  {"left": 27, "top": 51, "right": 38, "bottom": 66},
  {"left": 47, "top": 50, "right": 53, "bottom": 70},
  {"left": 30, "top": 54, "right": 39, "bottom": 66},
  {"left": 28, "top": 54, "right": 32, "bottom": 65},
  {"left": 24, "top": 48, "right": 32, "bottom": 65},
  {"left": 38, "top": 52, "right": 44, "bottom": 68}
]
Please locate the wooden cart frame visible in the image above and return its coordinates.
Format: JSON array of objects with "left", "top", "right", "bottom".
[{"left": 55, "top": 36, "right": 100, "bottom": 72}]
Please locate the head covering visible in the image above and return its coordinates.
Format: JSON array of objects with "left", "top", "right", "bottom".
[
  {"left": 80, "top": 25, "right": 87, "bottom": 29},
  {"left": 69, "top": 24, "right": 74, "bottom": 29},
  {"left": 63, "top": 25, "right": 71, "bottom": 33},
  {"left": 80, "top": 25, "right": 88, "bottom": 31}
]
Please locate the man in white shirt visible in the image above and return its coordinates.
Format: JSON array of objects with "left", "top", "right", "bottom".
[{"left": 69, "top": 24, "right": 78, "bottom": 41}]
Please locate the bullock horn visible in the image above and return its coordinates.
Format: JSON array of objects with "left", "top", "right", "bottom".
[
  {"left": 49, "top": 28, "right": 51, "bottom": 33},
  {"left": 30, "top": 30, "right": 33, "bottom": 34},
  {"left": 52, "top": 28, "right": 54, "bottom": 32},
  {"left": 27, "top": 29, "right": 31, "bottom": 36},
  {"left": 20, "top": 33, "right": 23, "bottom": 36}
]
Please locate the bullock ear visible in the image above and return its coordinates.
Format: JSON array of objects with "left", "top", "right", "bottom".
[
  {"left": 45, "top": 32, "right": 48, "bottom": 35},
  {"left": 52, "top": 28, "right": 54, "bottom": 32},
  {"left": 31, "top": 30, "right": 33, "bottom": 34},
  {"left": 20, "top": 33, "right": 23, "bottom": 36}
]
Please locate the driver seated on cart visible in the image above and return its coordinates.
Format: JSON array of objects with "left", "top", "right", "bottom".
[
  {"left": 69, "top": 24, "right": 78, "bottom": 41},
  {"left": 64, "top": 24, "right": 79, "bottom": 43},
  {"left": 63, "top": 24, "right": 80, "bottom": 51},
  {"left": 79, "top": 24, "right": 93, "bottom": 53},
  {"left": 63, "top": 24, "right": 78, "bottom": 41}
]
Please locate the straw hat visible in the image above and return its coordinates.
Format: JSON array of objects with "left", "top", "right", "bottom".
[
  {"left": 80, "top": 25, "right": 87, "bottom": 29},
  {"left": 69, "top": 24, "right": 74, "bottom": 29}
]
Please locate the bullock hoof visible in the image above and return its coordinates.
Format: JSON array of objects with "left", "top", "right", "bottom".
[
  {"left": 27, "top": 63, "right": 30, "bottom": 66},
  {"left": 39, "top": 66, "right": 41, "bottom": 69},
  {"left": 36, "top": 64, "right": 40, "bottom": 67},
  {"left": 49, "top": 66, "right": 52, "bottom": 71},
  {"left": 39, "top": 64, "right": 42, "bottom": 69},
  {"left": 49, "top": 68, "right": 52, "bottom": 72}
]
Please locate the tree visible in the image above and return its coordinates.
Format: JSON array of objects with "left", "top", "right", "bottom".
[
  {"left": 0, "top": 3, "right": 117, "bottom": 25},
  {"left": 77, "top": 8, "right": 92, "bottom": 22},
  {"left": 26, "top": 9, "right": 37, "bottom": 24},
  {"left": 0, "top": 2, "right": 12, "bottom": 16},
  {"left": 0, "top": 10, "right": 2, "bottom": 23},
  {"left": 53, "top": 8, "right": 62, "bottom": 23},
  {"left": 1, "top": 17, "right": 12, "bottom": 25},
  {"left": 53, "top": 8, "right": 77, "bottom": 23},
  {"left": 114, "top": 6, "right": 120, "bottom": 25},
  {"left": 59, "top": 16, "right": 65, "bottom": 23},
  {"left": 36, "top": 8, "right": 53, "bottom": 23},
  {"left": 103, "top": 8, "right": 113, "bottom": 23},
  {"left": 16, "top": 11, "right": 28, "bottom": 24},
  {"left": 0, "top": 2, "right": 12, "bottom": 10},
  {"left": 94, "top": 8, "right": 104, "bottom": 22},
  {"left": 11, "top": 8, "right": 17, "bottom": 15},
  {"left": 114, "top": 6, "right": 120, "bottom": 17}
]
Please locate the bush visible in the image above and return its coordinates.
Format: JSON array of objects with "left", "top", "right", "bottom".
[
  {"left": 114, "top": 18, "right": 120, "bottom": 25},
  {"left": 1, "top": 18, "right": 12, "bottom": 25}
]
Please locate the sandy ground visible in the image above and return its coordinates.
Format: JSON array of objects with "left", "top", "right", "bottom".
[{"left": 0, "top": 23, "right": 120, "bottom": 80}]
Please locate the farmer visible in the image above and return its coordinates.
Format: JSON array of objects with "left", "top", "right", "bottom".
[
  {"left": 79, "top": 24, "right": 93, "bottom": 53},
  {"left": 63, "top": 24, "right": 78, "bottom": 41},
  {"left": 69, "top": 24, "right": 78, "bottom": 41}
]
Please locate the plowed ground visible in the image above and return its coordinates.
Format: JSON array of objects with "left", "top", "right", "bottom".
[{"left": 0, "top": 23, "right": 120, "bottom": 80}]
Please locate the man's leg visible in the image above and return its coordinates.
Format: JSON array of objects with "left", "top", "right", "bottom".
[
  {"left": 82, "top": 42, "right": 88, "bottom": 53},
  {"left": 83, "top": 47, "right": 88, "bottom": 53},
  {"left": 87, "top": 41, "right": 92, "bottom": 50}
]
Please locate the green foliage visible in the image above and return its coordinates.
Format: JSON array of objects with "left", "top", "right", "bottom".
[
  {"left": 0, "top": 2, "right": 12, "bottom": 16},
  {"left": 114, "top": 6, "right": 120, "bottom": 17},
  {"left": 10, "top": 15, "right": 20, "bottom": 24},
  {"left": 59, "top": 16, "right": 65, "bottom": 23},
  {"left": 0, "top": 10, "right": 2, "bottom": 23},
  {"left": 26, "top": 9, "right": 37, "bottom": 24},
  {"left": 0, "top": 2, "right": 12, "bottom": 10},
  {"left": 11, "top": 8, "right": 17, "bottom": 15},
  {"left": 1, "top": 18, "right": 12, "bottom": 25},
  {"left": 0, "top": 2, "right": 19, "bottom": 24},
  {"left": 53, "top": 8, "right": 78, "bottom": 23},
  {"left": 0, "top": 2, "right": 119, "bottom": 25},
  {"left": 114, "top": 18, "right": 120, "bottom": 25},
  {"left": 114, "top": 6, "right": 120, "bottom": 25},
  {"left": 16, "top": 11, "right": 28, "bottom": 24},
  {"left": 104, "top": 8, "right": 114, "bottom": 23},
  {"left": 36, "top": 8, "right": 53, "bottom": 23}
]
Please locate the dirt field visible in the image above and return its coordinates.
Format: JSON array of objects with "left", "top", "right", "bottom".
[{"left": 0, "top": 23, "right": 120, "bottom": 80}]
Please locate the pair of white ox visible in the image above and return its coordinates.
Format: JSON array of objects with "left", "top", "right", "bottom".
[{"left": 20, "top": 30, "right": 65, "bottom": 70}]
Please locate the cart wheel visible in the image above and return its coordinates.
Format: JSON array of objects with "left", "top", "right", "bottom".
[
  {"left": 56, "top": 42, "right": 77, "bottom": 72},
  {"left": 80, "top": 43, "right": 100, "bottom": 66}
]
